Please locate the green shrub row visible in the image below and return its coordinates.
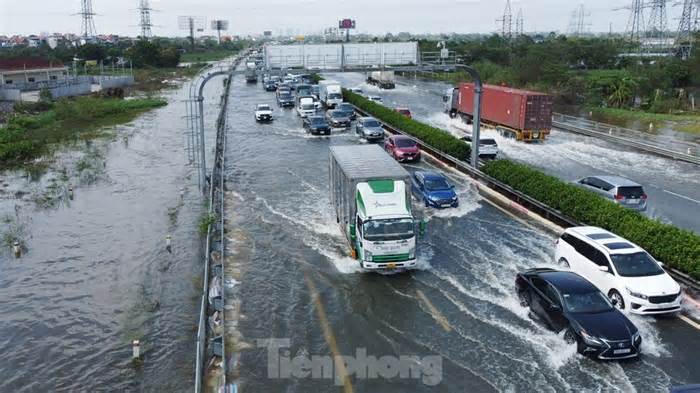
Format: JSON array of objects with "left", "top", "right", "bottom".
[
  {"left": 482, "top": 159, "right": 700, "bottom": 280},
  {"left": 343, "top": 89, "right": 471, "bottom": 159}
]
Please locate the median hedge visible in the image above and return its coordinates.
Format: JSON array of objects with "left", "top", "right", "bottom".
[
  {"left": 343, "top": 89, "right": 471, "bottom": 159},
  {"left": 342, "top": 89, "right": 700, "bottom": 279},
  {"left": 482, "top": 159, "right": 700, "bottom": 280}
]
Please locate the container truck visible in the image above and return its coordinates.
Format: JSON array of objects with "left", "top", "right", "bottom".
[
  {"left": 444, "top": 83, "right": 554, "bottom": 142},
  {"left": 329, "top": 145, "right": 424, "bottom": 271},
  {"left": 245, "top": 61, "right": 258, "bottom": 83},
  {"left": 318, "top": 80, "right": 343, "bottom": 108},
  {"left": 366, "top": 71, "right": 396, "bottom": 89}
]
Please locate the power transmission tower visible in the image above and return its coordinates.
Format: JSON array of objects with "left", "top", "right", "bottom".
[
  {"left": 625, "top": 0, "right": 646, "bottom": 45},
  {"left": 646, "top": 0, "right": 669, "bottom": 52},
  {"left": 676, "top": 0, "right": 699, "bottom": 58},
  {"left": 515, "top": 8, "right": 524, "bottom": 36},
  {"left": 138, "top": 0, "right": 154, "bottom": 39},
  {"left": 496, "top": 0, "right": 513, "bottom": 40},
  {"left": 567, "top": 4, "right": 591, "bottom": 36},
  {"left": 78, "top": 0, "right": 97, "bottom": 38}
]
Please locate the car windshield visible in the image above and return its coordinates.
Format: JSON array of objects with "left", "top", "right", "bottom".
[
  {"left": 310, "top": 117, "right": 326, "bottom": 125},
  {"left": 329, "top": 93, "right": 342, "bottom": 99},
  {"left": 480, "top": 139, "right": 497, "bottom": 146},
  {"left": 424, "top": 178, "right": 450, "bottom": 191},
  {"left": 617, "top": 186, "right": 645, "bottom": 198},
  {"left": 363, "top": 120, "right": 380, "bottom": 127},
  {"left": 280, "top": 93, "right": 292, "bottom": 99},
  {"left": 395, "top": 139, "right": 416, "bottom": 148},
  {"left": 329, "top": 111, "right": 346, "bottom": 118},
  {"left": 363, "top": 218, "right": 415, "bottom": 241},
  {"left": 257, "top": 105, "right": 270, "bottom": 111},
  {"left": 610, "top": 252, "right": 664, "bottom": 277},
  {"left": 398, "top": 109, "right": 410, "bottom": 114},
  {"left": 562, "top": 291, "right": 613, "bottom": 314}
]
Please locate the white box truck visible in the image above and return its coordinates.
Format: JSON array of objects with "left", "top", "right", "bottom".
[
  {"left": 329, "top": 145, "right": 424, "bottom": 271},
  {"left": 367, "top": 71, "right": 396, "bottom": 89},
  {"left": 245, "top": 61, "right": 257, "bottom": 83},
  {"left": 318, "top": 80, "right": 343, "bottom": 109}
]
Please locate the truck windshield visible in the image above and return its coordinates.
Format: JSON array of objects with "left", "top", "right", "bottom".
[
  {"left": 301, "top": 104, "right": 315, "bottom": 110},
  {"left": 329, "top": 93, "right": 342, "bottom": 100},
  {"left": 363, "top": 218, "right": 415, "bottom": 241}
]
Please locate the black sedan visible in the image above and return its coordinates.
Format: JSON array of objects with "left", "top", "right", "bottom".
[
  {"left": 515, "top": 268, "right": 642, "bottom": 360},
  {"left": 303, "top": 115, "right": 331, "bottom": 135},
  {"left": 277, "top": 92, "right": 295, "bottom": 107},
  {"left": 325, "top": 110, "right": 351, "bottom": 129}
]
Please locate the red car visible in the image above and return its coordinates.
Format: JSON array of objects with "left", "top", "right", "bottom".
[
  {"left": 395, "top": 107, "right": 412, "bottom": 119},
  {"left": 384, "top": 135, "right": 421, "bottom": 162}
]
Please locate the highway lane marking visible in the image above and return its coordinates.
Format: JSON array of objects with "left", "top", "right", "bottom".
[
  {"left": 303, "top": 271, "right": 354, "bottom": 393},
  {"left": 416, "top": 289, "right": 453, "bottom": 332},
  {"left": 662, "top": 189, "right": 700, "bottom": 204},
  {"left": 679, "top": 315, "right": 700, "bottom": 331}
]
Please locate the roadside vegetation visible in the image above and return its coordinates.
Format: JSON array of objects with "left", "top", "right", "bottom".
[
  {"left": 1, "top": 96, "right": 166, "bottom": 167},
  {"left": 347, "top": 90, "right": 700, "bottom": 280},
  {"left": 418, "top": 34, "right": 700, "bottom": 131}
]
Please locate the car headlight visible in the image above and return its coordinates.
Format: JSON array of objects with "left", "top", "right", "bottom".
[
  {"left": 408, "top": 247, "right": 415, "bottom": 259},
  {"left": 580, "top": 330, "right": 604, "bottom": 346},
  {"left": 632, "top": 331, "right": 641, "bottom": 344},
  {"left": 363, "top": 249, "right": 372, "bottom": 261},
  {"left": 452, "top": 195, "right": 458, "bottom": 201},
  {"left": 626, "top": 287, "right": 648, "bottom": 300}
]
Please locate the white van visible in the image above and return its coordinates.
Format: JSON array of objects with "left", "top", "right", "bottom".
[
  {"left": 554, "top": 226, "right": 681, "bottom": 315},
  {"left": 296, "top": 96, "right": 316, "bottom": 118}
]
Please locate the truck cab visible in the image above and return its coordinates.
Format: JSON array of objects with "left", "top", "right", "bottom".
[
  {"left": 352, "top": 180, "right": 418, "bottom": 270},
  {"left": 296, "top": 96, "right": 316, "bottom": 118},
  {"left": 319, "top": 80, "right": 343, "bottom": 108}
]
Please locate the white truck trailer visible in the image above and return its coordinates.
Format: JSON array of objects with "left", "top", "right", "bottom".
[
  {"left": 318, "top": 80, "right": 343, "bottom": 108},
  {"left": 366, "top": 71, "right": 396, "bottom": 89},
  {"left": 329, "top": 145, "right": 424, "bottom": 271}
]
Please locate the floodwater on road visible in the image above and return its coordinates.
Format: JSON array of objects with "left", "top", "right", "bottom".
[
  {"left": 222, "top": 75, "right": 700, "bottom": 392},
  {"left": 0, "top": 79, "right": 225, "bottom": 392},
  {"left": 327, "top": 73, "right": 700, "bottom": 233}
]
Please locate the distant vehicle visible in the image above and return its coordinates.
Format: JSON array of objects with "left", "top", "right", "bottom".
[
  {"left": 336, "top": 103, "right": 357, "bottom": 120},
  {"left": 303, "top": 115, "right": 331, "bottom": 135},
  {"left": 367, "top": 96, "right": 383, "bottom": 104},
  {"left": 270, "top": 76, "right": 281, "bottom": 87},
  {"left": 394, "top": 108, "right": 412, "bottom": 119},
  {"left": 318, "top": 80, "right": 343, "bottom": 108},
  {"left": 276, "top": 84, "right": 291, "bottom": 94},
  {"left": 254, "top": 104, "right": 273, "bottom": 122},
  {"left": 277, "top": 92, "right": 295, "bottom": 107},
  {"left": 412, "top": 171, "right": 458, "bottom": 208},
  {"left": 355, "top": 117, "right": 385, "bottom": 142},
  {"left": 296, "top": 96, "right": 316, "bottom": 118},
  {"left": 326, "top": 110, "right": 352, "bottom": 129},
  {"left": 350, "top": 88, "right": 364, "bottom": 95},
  {"left": 366, "top": 71, "right": 396, "bottom": 89},
  {"left": 444, "top": 84, "right": 553, "bottom": 142},
  {"left": 575, "top": 176, "right": 647, "bottom": 211},
  {"left": 245, "top": 62, "right": 257, "bottom": 83},
  {"left": 296, "top": 84, "right": 313, "bottom": 97},
  {"left": 311, "top": 85, "right": 321, "bottom": 98},
  {"left": 461, "top": 135, "right": 499, "bottom": 160},
  {"left": 516, "top": 268, "right": 642, "bottom": 360},
  {"left": 263, "top": 80, "right": 277, "bottom": 91},
  {"left": 384, "top": 135, "right": 421, "bottom": 162},
  {"left": 555, "top": 226, "right": 681, "bottom": 315},
  {"left": 329, "top": 145, "right": 424, "bottom": 271}
]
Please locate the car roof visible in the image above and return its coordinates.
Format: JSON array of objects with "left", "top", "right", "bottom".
[
  {"left": 359, "top": 116, "right": 377, "bottom": 122},
  {"left": 588, "top": 175, "right": 641, "bottom": 187},
  {"left": 391, "top": 135, "right": 413, "bottom": 141},
  {"left": 308, "top": 115, "right": 325, "bottom": 120},
  {"left": 415, "top": 171, "right": 445, "bottom": 180},
  {"left": 565, "top": 226, "right": 643, "bottom": 254},
  {"left": 527, "top": 269, "right": 598, "bottom": 293}
]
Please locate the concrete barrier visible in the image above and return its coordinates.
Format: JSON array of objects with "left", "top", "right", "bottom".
[
  {"left": 49, "top": 82, "right": 92, "bottom": 98},
  {"left": 0, "top": 88, "right": 21, "bottom": 101},
  {"left": 97, "top": 76, "right": 135, "bottom": 89}
]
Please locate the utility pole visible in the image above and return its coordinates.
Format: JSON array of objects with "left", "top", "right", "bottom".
[
  {"left": 78, "top": 0, "right": 97, "bottom": 38},
  {"left": 496, "top": 0, "right": 513, "bottom": 40},
  {"left": 138, "top": 0, "right": 154, "bottom": 39}
]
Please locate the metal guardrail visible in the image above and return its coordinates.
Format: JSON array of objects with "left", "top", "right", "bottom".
[
  {"left": 351, "top": 105, "right": 700, "bottom": 291},
  {"left": 193, "top": 52, "right": 245, "bottom": 393},
  {"left": 553, "top": 113, "right": 700, "bottom": 165}
]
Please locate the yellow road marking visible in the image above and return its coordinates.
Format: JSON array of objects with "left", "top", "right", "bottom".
[
  {"left": 303, "top": 271, "right": 354, "bottom": 393},
  {"left": 416, "top": 289, "right": 452, "bottom": 332},
  {"left": 680, "top": 314, "right": 700, "bottom": 331}
]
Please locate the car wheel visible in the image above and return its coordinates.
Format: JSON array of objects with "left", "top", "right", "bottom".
[
  {"left": 558, "top": 258, "right": 570, "bottom": 269},
  {"left": 517, "top": 290, "right": 529, "bottom": 307},
  {"left": 424, "top": 198, "right": 429, "bottom": 208},
  {"left": 563, "top": 328, "right": 577, "bottom": 345},
  {"left": 609, "top": 289, "right": 625, "bottom": 310}
]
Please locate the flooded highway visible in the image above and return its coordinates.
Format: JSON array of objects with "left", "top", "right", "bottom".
[
  {"left": 327, "top": 73, "right": 700, "bottom": 234},
  {"left": 0, "top": 80, "right": 225, "bottom": 391},
  {"left": 224, "top": 74, "right": 700, "bottom": 392}
]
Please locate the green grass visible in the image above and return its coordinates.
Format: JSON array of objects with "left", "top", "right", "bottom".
[
  {"left": 180, "top": 50, "right": 235, "bottom": 63},
  {"left": 1, "top": 96, "right": 167, "bottom": 168},
  {"left": 590, "top": 106, "right": 700, "bottom": 123}
]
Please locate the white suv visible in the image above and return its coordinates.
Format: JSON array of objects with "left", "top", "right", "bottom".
[{"left": 554, "top": 226, "right": 681, "bottom": 315}]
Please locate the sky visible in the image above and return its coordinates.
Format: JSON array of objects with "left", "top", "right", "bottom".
[{"left": 0, "top": 0, "right": 685, "bottom": 37}]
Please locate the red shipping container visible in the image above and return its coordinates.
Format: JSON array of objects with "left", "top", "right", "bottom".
[{"left": 456, "top": 83, "right": 553, "bottom": 138}]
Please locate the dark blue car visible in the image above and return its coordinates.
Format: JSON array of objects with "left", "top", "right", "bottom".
[{"left": 412, "top": 171, "right": 458, "bottom": 208}]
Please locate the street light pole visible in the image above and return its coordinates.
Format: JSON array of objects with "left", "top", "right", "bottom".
[{"left": 454, "top": 65, "right": 483, "bottom": 169}]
